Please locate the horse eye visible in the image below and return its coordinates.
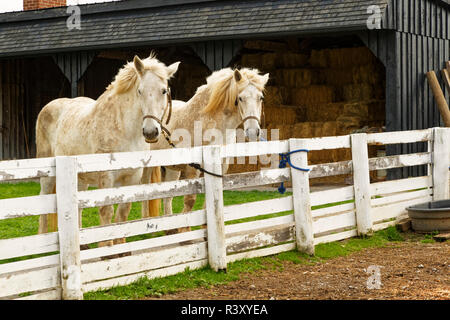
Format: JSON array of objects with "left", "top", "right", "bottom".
[
  {"left": 260, "top": 96, "right": 264, "bottom": 101},
  {"left": 137, "top": 89, "right": 142, "bottom": 95},
  {"left": 239, "top": 97, "right": 243, "bottom": 102},
  {"left": 162, "top": 89, "right": 167, "bottom": 95}
]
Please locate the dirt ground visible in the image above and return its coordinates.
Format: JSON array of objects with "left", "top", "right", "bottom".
[{"left": 148, "top": 234, "right": 450, "bottom": 300}]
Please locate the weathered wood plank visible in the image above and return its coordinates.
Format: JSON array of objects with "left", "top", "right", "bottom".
[
  {"left": 77, "top": 177, "right": 204, "bottom": 209},
  {"left": 203, "top": 145, "right": 227, "bottom": 272},
  {"left": 313, "top": 210, "right": 356, "bottom": 235},
  {"left": 314, "top": 229, "right": 358, "bottom": 245},
  {"left": 367, "top": 129, "right": 432, "bottom": 145},
  {"left": 226, "top": 224, "right": 294, "bottom": 254},
  {"left": 351, "top": 134, "right": 373, "bottom": 235},
  {"left": 0, "top": 194, "right": 56, "bottom": 220},
  {"left": 226, "top": 243, "right": 296, "bottom": 264},
  {"left": 0, "top": 157, "right": 55, "bottom": 181},
  {"left": 370, "top": 176, "right": 432, "bottom": 196},
  {"left": 290, "top": 139, "right": 314, "bottom": 255},
  {"left": 56, "top": 156, "right": 82, "bottom": 300},
  {"left": 81, "top": 242, "right": 207, "bottom": 283},
  {"left": 371, "top": 188, "right": 432, "bottom": 207},
  {"left": 368, "top": 152, "right": 431, "bottom": 171},
  {"left": 310, "top": 186, "right": 355, "bottom": 207},
  {"left": 0, "top": 266, "right": 60, "bottom": 298},
  {"left": 82, "top": 259, "right": 208, "bottom": 294},
  {"left": 76, "top": 147, "right": 203, "bottom": 173},
  {"left": 80, "top": 229, "right": 207, "bottom": 261},
  {"left": 223, "top": 196, "right": 293, "bottom": 222},
  {"left": 0, "top": 232, "right": 58, "bottom": 260},
  {"left": 372, "top": 196, "right": 432, "bottom": 223},
  {"left": 432, "top": 127, "right": 450, "bottom": 200},
  {"left": 79, "top": 210, "right": 206, "bottom": 245}
]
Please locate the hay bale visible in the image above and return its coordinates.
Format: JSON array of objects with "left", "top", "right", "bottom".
[
  {"left": 275, "top": 69, "right": 313, "bottom": 88},
  {"left": 342, "top": 84, "right": 373, "bottom": 101},
  {"left": 291, "top": 86, "right": 335, "bottom": 106},
  {"left": 328, "top": 47, "right": 375, "bottom": 68},
  {"left": 264, "top": 86, "right": 289, "bottom": 107},
  {"left": 261, "top": 53, "right": 282, "bottom": 70},
  {"left": 343, "top": 102, "right": 369, "bottom": 119},
  {"left": 336, "top": 115, "right": 364, "bottom": 134},
  {"left": 320, "top": 68, "right": 354, "bottom": 86},
  {"left": 309, "top": 49, "right": 329, "bottom": 68},
  {"left": 265, "top": 106, "right": 298, "bottom": 125},
  {"left": 292, "top": 122, "right": 314, "bottom": 138},
  {"left": 241, "top": 54, "right": 263, "bottom": 68},
  {"left": 352, "top": 65, "right": 381, "bottom": 85},
  {"left": 281, "top": 53, "right": 309, "bottom": 68},
  {"left": 306, "top": 102, "right": 345, "bottom": 122}
]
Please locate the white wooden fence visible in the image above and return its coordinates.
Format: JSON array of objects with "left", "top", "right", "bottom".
[{"left": 0, "top": 127, "right": 449, "bottom": 300}]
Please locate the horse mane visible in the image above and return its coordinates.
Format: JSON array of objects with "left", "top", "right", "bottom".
[
  {"left": 107, "top": 52, "right": 172, "bottom": 94},
  {"left": 201, "top": 67, "right": 266, "bottom": 114}
]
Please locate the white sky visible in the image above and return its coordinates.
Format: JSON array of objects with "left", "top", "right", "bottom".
[{"left": 0, "top": 0, "right": 121, "bottom": 13}]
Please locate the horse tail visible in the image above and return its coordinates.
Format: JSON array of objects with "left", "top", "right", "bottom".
[{"left": 148, "top": 167, "right": 162, "bottom": 217}]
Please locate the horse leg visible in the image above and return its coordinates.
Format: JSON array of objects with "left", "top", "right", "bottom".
[
  {"left": 141, "top": 167, "right": 152, "bottom": 218},
  {"left": 38, "top": 177, "right": 56, "bottom": 234},
  {"left": 163, "top": 168, "right": 183, "bottom": 235},
  {"left": 78, "top": 183, "right": 90, "bottom": 250},
  {"left": 98, "top": 173, "right": 114, "bottom": 247},
  {"left": 113, "top": 202, "right": 132, "bottom": 246},
  {"left": 163, "top": 168, "right": 181, "bottom": 216},
  {"left": 178, "top": 166, "right": 201, "bottom": 233}
]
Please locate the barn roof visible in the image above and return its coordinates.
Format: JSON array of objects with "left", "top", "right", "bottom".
[{"left": 0, "top": 0, "right": 448, "bottom": 58}]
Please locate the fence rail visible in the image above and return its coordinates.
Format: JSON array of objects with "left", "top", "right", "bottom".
[{"left": 0, "top": 127, "right": 449, "bottom": 300}]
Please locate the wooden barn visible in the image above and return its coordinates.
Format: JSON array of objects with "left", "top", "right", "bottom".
[{"left": 0, "top": 0, "right": 449, "bottom": 181}]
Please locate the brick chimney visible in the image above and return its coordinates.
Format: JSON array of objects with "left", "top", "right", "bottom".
[{"left": 24, "top": 0, "right": 67, "bottom": 11}]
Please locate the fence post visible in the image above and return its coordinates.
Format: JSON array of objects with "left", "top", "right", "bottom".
[
  {"left": 289, "top": 139, "right": 314, "bottom": 255},
  {"left": 202, "top": 145, "right": 227, "bottom": 272},
  {"left": 56, "top": 156, "right": 83, "bottom": 300},
  {"left": 350, "top": 133, "right": 373, "bottom": 236},
  {"left": 432, "top": 127, "right": 450, "bottom": 201}
]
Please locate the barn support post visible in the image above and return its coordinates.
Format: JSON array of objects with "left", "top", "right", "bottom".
[
  {"left": 202, "top": 145, "right": 227, "bottom": 272},
  {"left": 56, "top": 156, "right": 83, "bottom": 300},
  {"left": 432, "top": 127, "right": 450, "bottom": 201},
  {"left": 350, "top": 133, "right": 373, "bottom": 236},
  {"left": 289, "top": 138, "right": 314, "bottom": 256}
]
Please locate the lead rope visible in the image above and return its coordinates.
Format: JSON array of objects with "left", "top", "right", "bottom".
[
  {"left": 161, "top": 130, "right": 224, "bottom": 178},
  {"left": 277, "top": 149, "right": 311, "bottom": 194}
]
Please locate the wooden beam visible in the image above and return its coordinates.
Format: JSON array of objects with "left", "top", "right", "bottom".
[
  {"left": 426, "top": 71, "right": 450, "bottom": 127},
  {"left": 441, "top": 68, "right": 450, "bottom": 94}
]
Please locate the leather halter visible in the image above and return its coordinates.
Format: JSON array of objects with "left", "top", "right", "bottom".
[
  {"left": 234, "top": 98, "right": 266, "bottom": 130},
  {"left": 142, "top": 88, "right": 172, "bottom": 138}
]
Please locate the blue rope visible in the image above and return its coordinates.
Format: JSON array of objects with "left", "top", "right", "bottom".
[{"left": 278, "top": 149, "right": 311, "bottom": 194}]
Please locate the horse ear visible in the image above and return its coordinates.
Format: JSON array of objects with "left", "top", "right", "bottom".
[
  {"left": 167, "top": 61, "right": 181, "bottom": 79},
  {"left": 262, "top": 73, "right": 270, "bottom": 85},
  {"left": 234, "top": 69, "right": 242, "bottom": 82},
  {"left": 133, "top": 55, "right": 145, "bottom": 76}
]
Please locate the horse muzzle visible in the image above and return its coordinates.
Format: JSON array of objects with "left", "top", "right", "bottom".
[{"left": 143, "top": 127, "right": 160, "bottom": 143}]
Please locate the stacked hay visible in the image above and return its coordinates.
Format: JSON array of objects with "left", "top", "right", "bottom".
[
  {"left": 274, "top": 69, "right": 313, "bottom": 88},
  {"left": 264, "top": 86, "right": 290, "bottom": 107},
  {"left": 234, "top": 43, "right": 385, "bottom": 184},
  {"left": 290, "top": 86, "right": 335, "bottom": 107}
]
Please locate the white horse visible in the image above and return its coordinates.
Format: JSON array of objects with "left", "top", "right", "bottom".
[
  {"left": 36, "top": 54, "right": 180, "bottom": 246},
  {"left": 143, "top": 67, "right": 269, "bottom": 223}
]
